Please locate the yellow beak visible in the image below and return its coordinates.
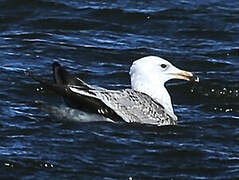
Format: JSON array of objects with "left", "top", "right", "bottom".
[{"left": 172, "top": 70, "right": 199, "bottom": 82}]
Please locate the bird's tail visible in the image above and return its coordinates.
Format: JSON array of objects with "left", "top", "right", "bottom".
[
  {"left": 52, "top": 62, "right": 92, "bottom": 90},
  {"left": 26, "top": 62, "right": 94, "bottom": 109},
  {"left": 25, "top": 70, "right": 67, "bottom": 96},
  {"left": 26, "top": 61, "right": 91, "bottom": 91}
]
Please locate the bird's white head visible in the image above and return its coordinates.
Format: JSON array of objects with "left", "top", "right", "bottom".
[
  {"left": 130, "top": 56, "right": 198, "bottom": 86},
  {"left": 129, "top": 56, "right": 199, "bottom": 119}
]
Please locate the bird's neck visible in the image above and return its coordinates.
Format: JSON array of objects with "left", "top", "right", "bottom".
[{"left": 131, "top": 77, "right": 177, "bottom": 120}]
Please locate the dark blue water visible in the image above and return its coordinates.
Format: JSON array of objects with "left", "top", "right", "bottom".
[{"left": 1, "top": 0, "right": 239, "bottom": 179}]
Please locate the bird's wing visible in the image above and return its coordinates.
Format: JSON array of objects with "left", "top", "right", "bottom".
[{"left": 69, "top": 87, "right": 176, "bottom": 126}]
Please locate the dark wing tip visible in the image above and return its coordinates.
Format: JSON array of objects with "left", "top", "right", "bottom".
[
  {"left": 52, "top": 61, "right": 66, "bottom": 84},
  {"left": 52, "top": 61, "right": 61, "bottom": 69}
]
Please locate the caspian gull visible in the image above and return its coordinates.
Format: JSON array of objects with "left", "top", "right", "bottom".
[{"left": 27, "top": 56, "right": 199, "bottom": 126}]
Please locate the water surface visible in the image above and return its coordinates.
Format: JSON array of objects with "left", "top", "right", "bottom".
[{"left": 0, "top": 0, "right": 239, "bottom": 179}]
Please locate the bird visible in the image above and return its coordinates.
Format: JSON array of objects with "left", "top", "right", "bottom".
[{"left": 27, "top": 56, "right": 199, "bottom": 126}]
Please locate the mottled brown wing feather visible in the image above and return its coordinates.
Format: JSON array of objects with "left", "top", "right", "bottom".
[{"left": 70, "top": 87, "right": 176, "bottom": 126}]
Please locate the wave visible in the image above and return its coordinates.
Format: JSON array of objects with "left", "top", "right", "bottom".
[{"left": 1, "top": 0, "right": 69, "bottom": 9}]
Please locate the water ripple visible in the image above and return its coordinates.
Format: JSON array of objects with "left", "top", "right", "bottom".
[{"left": 0, "top": 0, "right": 239, "bottom": 179}]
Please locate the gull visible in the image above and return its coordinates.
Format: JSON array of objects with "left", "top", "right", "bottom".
[{"left": 27, "top": 56, "right": 199, "bottom": 126}]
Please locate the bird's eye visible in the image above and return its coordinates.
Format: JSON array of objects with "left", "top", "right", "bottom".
[{"left": 160, "top": 64, "right": 167, "bottom": 69}]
